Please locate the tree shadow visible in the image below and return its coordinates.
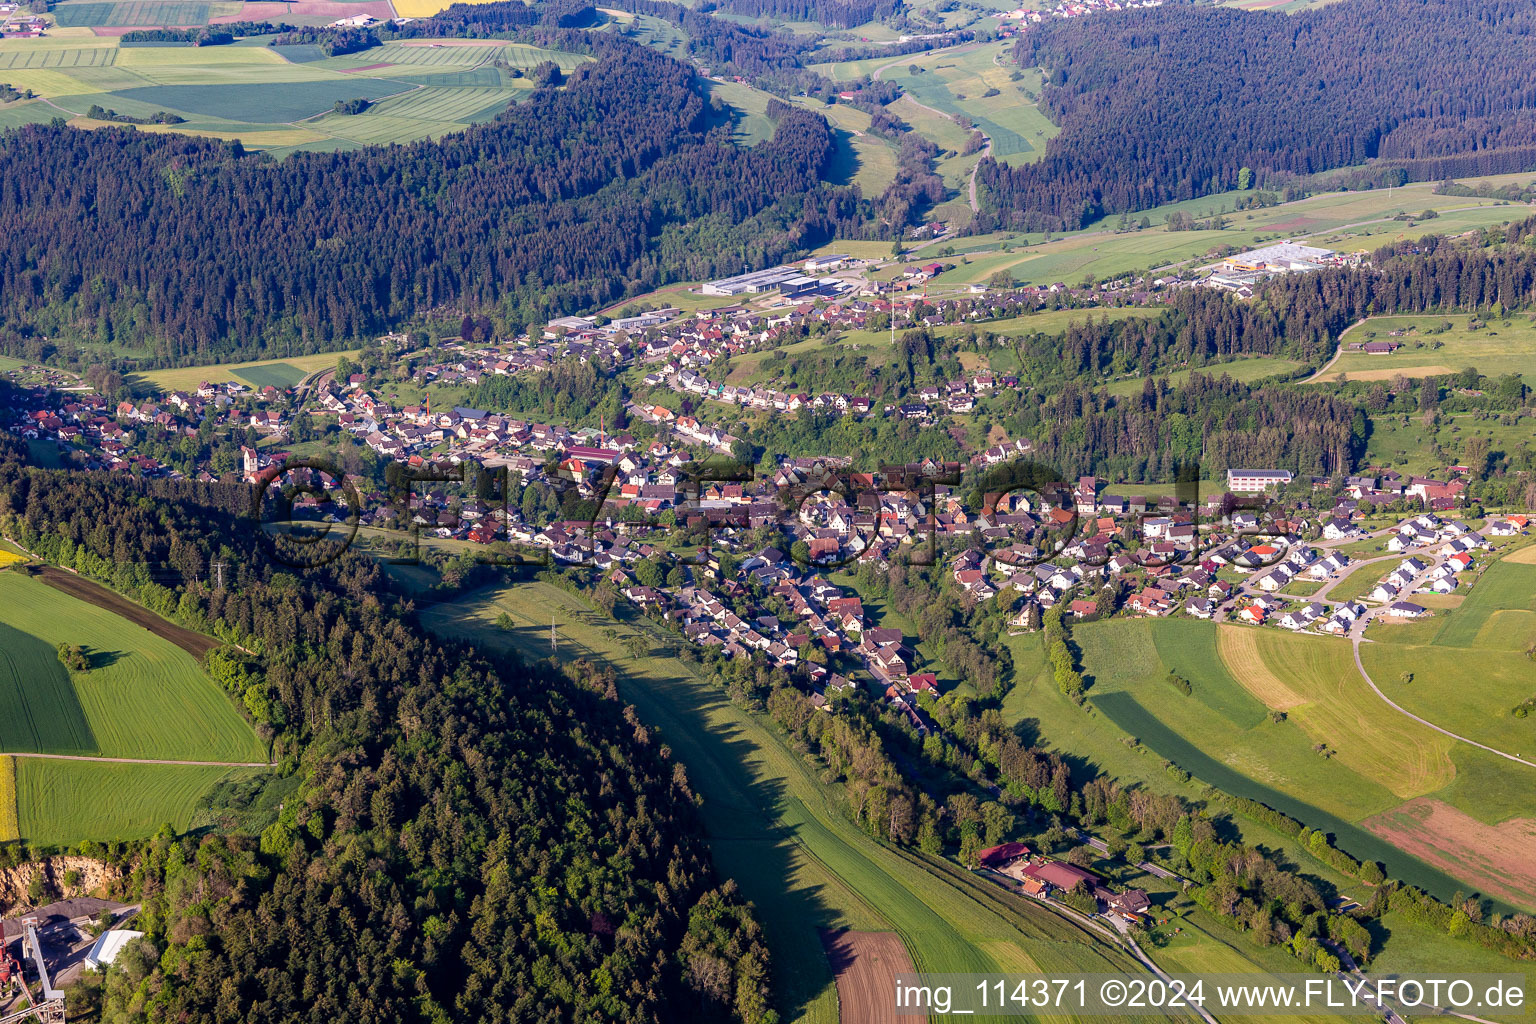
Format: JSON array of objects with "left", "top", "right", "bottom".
[{"left": 86, "top": 648, "right": 124, "bottom": 670}]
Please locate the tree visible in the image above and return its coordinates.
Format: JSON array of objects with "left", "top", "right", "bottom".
[
  {"left": 1238, "top": 166, "right": 1254, "bottom": 190},
  {"left": 57, "top": 643, "right": 89, "bottom": 672}
]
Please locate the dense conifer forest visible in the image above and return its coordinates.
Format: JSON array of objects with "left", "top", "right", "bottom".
[
  {"left": 0, "top": 429, "right": 774, "bottom": 1023},
  {"left": 977, "top": 0, "right": 1536, "bottom": 230}
]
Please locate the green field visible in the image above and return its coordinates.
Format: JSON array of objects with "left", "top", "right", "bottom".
[
  {"left": 52, "top": 0, "right": 231, "bottom": 26},
  {"left": 876, "top": 43, "right": 1058, "bottom": 167},
  {"left": 0, "top": 46, "right": 117, "bottom": 69},
  {"left": 0, "top": 617, "right": 96, "bottom": 754},
  {"left": 15, "top": 758, "right": 259, "bottom": 847},
  {"left": 0, "top": 573, "right": 265, "bottom": 762},
  {"left": 1364, "top": 408, "right": 1536, "bottom": 475},
  {"left": 1024, "top": 616, "right": 1531, "bottom": 910},
  {"left": 1359, "top": 553, "right": 1536, "bottom": 759},
  {"left": 0, "top": 36, "right": 585, "bottom": 152},
  {"left": 1329, "top": 314, "right": 1536, "bottom": 383},
  {"left": 1103, "top": 356, "right": 1304, "bottom": 396},
  {"left": 419, "top": 580, "right": 1162, "bottom": 1024},
  {"left": 136, "top": 348, "right": 359, "bottom": 392},
  {"left": 110, "top": 78, "right": 414, "bottom": 121}
]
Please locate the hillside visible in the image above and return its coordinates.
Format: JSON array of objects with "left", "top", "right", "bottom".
[{"left": 978, "top": 0, "right": 1536, "bottom": 230}]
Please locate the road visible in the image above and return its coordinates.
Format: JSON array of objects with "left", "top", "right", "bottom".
[
  {"left": 1299, "top": 317, "right": 1365, "bottom": 382},
  {"left": 967, "top": 135, "right": 990, "bottom": 214},
  {"left": 1072, "top": 828, "right": 1181, "bottom": 880}
]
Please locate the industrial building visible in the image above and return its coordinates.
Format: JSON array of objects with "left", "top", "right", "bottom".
[
  {"left": 1221, "top": 241, "right": 1335, "bottom": 273},
  {"left": 700, "top": 266, "right": 804, "bottom": 296}
]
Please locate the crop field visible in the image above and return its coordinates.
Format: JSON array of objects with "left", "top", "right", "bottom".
[
  {"left": 1433, "top": 556, "right": 1536, "bottom": 649},
  {"left": 1054, "top": 616, "right": 1536, "bottom": 909},
  {"left": 52, "top": 0, "right": 233, "bottom": 25},
  {"left": 0, "top": 615, "right": 96, "bottom": 754},
  {"left": 1363, "top": 657, "right": 1529, "bottom": 761},
  {"left": 821, "top": 930, "right": 915, "bottom": 1024},
  {"left": 1362, "top": 798, "right": 1536, "bottom": 911},
  {"left": 0, "top": 35, "right": 581, "bottom": 150},
  {"left": 111, "top": 78, "right": 413, "bottom": 120},
  {"left": 0, "top": 573, "right": 265, "bottom": 762},
  {"left": 137, "top": 348, "right": 358, "bottom": 391},
  {"left": 15, "top": 758, "right": 260, "bottom": 847},
  {"left": 0, "top": 757, "right": 16, "bottom": 842},
  {"left": 0, "top": 46, "right": 116, "bottom": 69},
  {"left": 1075, "top": 619, "right": 1401, "bottom": 821},
  {"left": 391, "top": 0, "right": 503, "bottom": 15},
  {"left": 1225, "top": 627, "right": 1457, "bottom": 799},
  {"left": 1358, "top": 556, "right": 1536, "bottom": 759},
  {"left": 420, "top": 581, "right": 1159, "bottom": 1024},
  {"left": 1329, "top": 314, "right": 1536, "bottom": 383}
]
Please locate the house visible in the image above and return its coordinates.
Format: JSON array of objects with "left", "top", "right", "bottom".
[
  {"left": 1023, "top": 860, "right": 1097, "bottom": 891},
  {"left": 1388, "top": 601, "right": 1428, "bottom": 618},
  {"left": 1237, "top": 604, "right": 1267, "bottom": 624},
  {"left": 1105, "top": 889, "right": 1151, "bottom": 921},
  {"left": 1185, "top": 597, "right": 1215, "bottom": 619}
]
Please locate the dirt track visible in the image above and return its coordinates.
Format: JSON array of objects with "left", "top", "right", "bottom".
[
  {"left": 37, "top": 566, "right": 217, "bottom": 659},
  {"left": 820, "top": 929, "right": 915, "bottom": 1024}
]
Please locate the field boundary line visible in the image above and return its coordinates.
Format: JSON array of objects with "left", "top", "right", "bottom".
[{"left": 1, "top": 751, "right": 273, "bottom": 767}]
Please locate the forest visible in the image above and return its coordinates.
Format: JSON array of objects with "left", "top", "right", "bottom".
[
  {"left": 977, "top": 0, "right": 1536, "bottom": 230},
  {"left": 1004, "top": 222, "right": 1536, "bottom": 380},
  {"left": 706, "top": 0, "right": 901, "bottom": 30},
  {"left": 0, "top": 15, "right": 855, "bottom": 368},
  {"left": 0, "top": 428, "right": 774, "bottom": 1024}
]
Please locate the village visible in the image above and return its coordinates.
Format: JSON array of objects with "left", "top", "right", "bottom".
[
  {"left": 3, "top": 265, "right": 1531, "bottom": 956},
  {"left": 5, "top": 320, "right": 1523, "bottom": 728}
]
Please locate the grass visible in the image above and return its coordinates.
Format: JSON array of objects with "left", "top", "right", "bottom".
[
  {"left": 0, "top": 573, "right": 265, "bottom": 763},
  {"left": 1431, "top": 556, "right": 1536, "bottom": 649},
  {"left": 1000, "top": 629, "right": 1373, "bottom": 903},
  {"left": 1364, "top": 409, "right": 1536, "bottom": 476},
  {"left": 15, "top": 758, "right": 260, "bottom": 847},
  {"left": 1329, "top": 314, "right": 1536, "bottom": 384},
  {"left": 0, "top": 46, "right": 117, "bottom": 69},
  {"left": 136, "top": 348, "right": 359, "bottom": 392},
  {"left": 1102, "top": 356, "right": 1304, "bottom": 396},
  {"left": 878, "top": 42, "right": 1058, "bottom": 167},
  {"left": 831, "top": 306, "right": 1163, "bottom": 352},
  {"left": 0, "top": 615, "right": 96, "bottom": 754},
  {"left": 1353, "top": 554, "right": 1536, "bottom": 760},
  {"left": 1227, "top": 627, "right": 1456, "bottom": 799},
  {"left": 418, "top": 580, "right": 1158, "bottom": 1024},
  {"left": 0, "top": 757, "right": 16, "bottom": 842},
  {"left": 1326, "top": 558, "right": 1398, "bottom": 604},
  {"left": 1058, "top": 618, "right": 1511, "bottom": 904}
]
